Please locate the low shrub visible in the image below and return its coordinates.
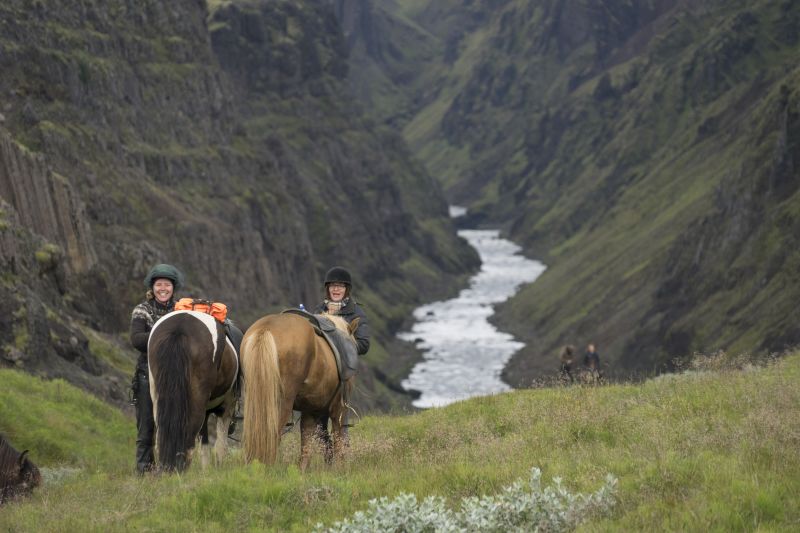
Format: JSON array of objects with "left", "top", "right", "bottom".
[{"left": 316, "top": 467, "right": 617, "bottom": 533}]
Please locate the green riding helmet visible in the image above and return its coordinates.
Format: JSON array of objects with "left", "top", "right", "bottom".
[{"left": 144, "top": 263, "right": 184, "bottom": 291}]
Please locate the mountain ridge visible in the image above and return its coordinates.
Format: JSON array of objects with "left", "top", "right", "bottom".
[{"left": 338, "top": 0, "right": 800, "bottom": 381}]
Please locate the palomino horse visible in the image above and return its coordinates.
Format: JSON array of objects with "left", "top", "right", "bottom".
[
  {"left": 241, "top": 312, "right": 359, "bottom": 471},
  {"left": 148, "top": 310, "right": 238, "bottom": 472}
]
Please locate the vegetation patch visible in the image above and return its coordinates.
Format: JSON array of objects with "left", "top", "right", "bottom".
[
  {"left": 316, "top": 467, "right": 617, "bottom": 532},
  {"left": 33, "top": 242, "right": 62, "bottom": 270},
  {"left": 1, "top": 352, "right": 797, "bottom": 531},
  {"left": 82, "top": 327, "right": 136, "bottom": 375},
  {"left": 0, "top": 369, "right": 131, "bottom": 470}
]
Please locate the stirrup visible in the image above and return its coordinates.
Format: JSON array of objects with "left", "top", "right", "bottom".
[
  {"left": 281, "top": 412, "right": 300, "bottom": 435},
  {"left": 340, "top": 404, "right": 360, "bottom": 428}
]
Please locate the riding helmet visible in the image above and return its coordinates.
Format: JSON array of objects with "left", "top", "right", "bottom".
[
  {"left": 324, "top": 266, "right": 351, "bottom": 286},
  {"left": 144, "top": 263, "right": 184, "bottom": 291}
]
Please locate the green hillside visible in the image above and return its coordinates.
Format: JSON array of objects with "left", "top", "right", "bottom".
[
  {"left": 339, "top": 0, "right": 800, "bottom": 381},
  {"left": 1, "top": 353, "right": 798, "bottom": 531},
  {"left": 0, "top": 369, "right": 131, "bottom": 471}
]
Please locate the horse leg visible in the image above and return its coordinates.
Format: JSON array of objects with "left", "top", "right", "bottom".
[
  {"left": 198, "top": 415, "right": 211, "bottom": 470},
  {"left": 330, "top": 413, "right": 348, "bottom": 464},
  {"left": 214, "top": 394, "right": 235, "bottom": 465},
  {"left": 317, "top": 415, "right": 334, "bottom": 465},
  {"left": 330, "top": 382, "right": 353, "bottom": 464},
  {"left": 299, "top": 413, "right": 319, "bottom": 472}
]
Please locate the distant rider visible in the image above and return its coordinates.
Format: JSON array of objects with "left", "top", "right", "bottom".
[{"left": 583, "top": 343, "right": 602, "bottom": 381}]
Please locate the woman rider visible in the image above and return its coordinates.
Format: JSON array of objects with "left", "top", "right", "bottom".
[
  {"left": 314, "top": 266, "right": 370, "bottom": 450},
  {"left": 315, "top": 266, "right": 370, "bottom": 354},
  {"left": 129, "top": 263, "right": 184, "bottom": 474}
]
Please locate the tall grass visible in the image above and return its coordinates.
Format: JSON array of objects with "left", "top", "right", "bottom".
[{"left": 1, "top": 353, "right": 798, "bottom": 531}]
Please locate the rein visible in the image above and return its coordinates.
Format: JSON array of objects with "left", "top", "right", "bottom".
[{"left": 323, "top": 379, "right": 360, "bottom": 427}]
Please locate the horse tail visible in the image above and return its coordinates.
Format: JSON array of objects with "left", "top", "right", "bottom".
[
  {"left": 241, "top": 329, "right": 282, "bottom": 464},
  {"left": 152, "top": 329, "right": 192, "bottom": 472}
]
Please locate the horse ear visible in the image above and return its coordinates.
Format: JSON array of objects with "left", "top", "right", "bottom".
[{"left": 348, "top": 318, "right": 360, "bottom": 335}]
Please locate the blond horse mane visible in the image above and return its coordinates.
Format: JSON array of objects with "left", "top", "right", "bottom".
[{"left": 322, "top": 313, "right": 351, "bottom": 333}]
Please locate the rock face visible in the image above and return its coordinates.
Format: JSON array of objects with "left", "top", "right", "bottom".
[
  {"left": 0, "top": 130, "right": 97, "bottom": 276},
  {"left": 339, "top": 0, "right": 800, "bottom": 381},
  {"left": 0, "top": 0, "right": 477, "bottom": 409}
]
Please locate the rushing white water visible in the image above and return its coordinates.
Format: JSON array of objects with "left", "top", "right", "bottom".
[{"left": 399, "top": 213, "right": 546, "bottom": 408}]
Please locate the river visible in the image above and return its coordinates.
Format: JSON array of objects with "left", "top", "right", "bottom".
[{"left": 399, "top": 208, "right": 547, "bottom": 408}]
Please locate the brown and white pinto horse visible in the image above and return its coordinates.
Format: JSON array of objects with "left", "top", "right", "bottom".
[
  {"left": 148, "top": 310, "right": 238, "bottom": 472},
  {"left": 241, "top": 312, "right": 358, "bottom": 471}
]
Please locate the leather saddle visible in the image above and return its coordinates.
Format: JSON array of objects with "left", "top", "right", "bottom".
[{"left": 282, "top": 308, "right": 359, "bottom": 381}]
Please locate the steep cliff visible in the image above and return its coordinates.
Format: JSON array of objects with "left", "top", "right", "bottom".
[
  {"left": 340, "top": 0, "right": 800, "bottom": 381},
  {"left": 0, "top": 128, "right": 126, "bottom": 403},
  {"left": 0, "top": 0, "right": 478, "bottom": 409}
]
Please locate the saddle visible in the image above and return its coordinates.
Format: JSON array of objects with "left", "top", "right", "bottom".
[{"left": 282, "top": 308, "right": 359, "bottom": 381}]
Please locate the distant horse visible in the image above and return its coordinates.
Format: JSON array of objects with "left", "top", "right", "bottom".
[
  {"left": 148, "top": 310, "right": 239, "bottom": 472},
  {"left": 559, "top": 344, "right": 576, "bottom": 384},
  {"left": 0, "top": 434, "right": 41, "bottom": 505},
  {"left": 241, "top": 312, "right": 359, "bottom": 471}
]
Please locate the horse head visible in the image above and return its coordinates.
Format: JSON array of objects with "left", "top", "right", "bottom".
[
  {"left": 559, "top": 344, "right": 575, "bottom": 364},
  {"left": 16, "top": 450, "right": 42, "bottom": 495},
  {"left": 0, "top": 439, "right": 41, "bottom": 505},
  {"left": 347, "top": 317, "right": 360, "bottom": 339}
]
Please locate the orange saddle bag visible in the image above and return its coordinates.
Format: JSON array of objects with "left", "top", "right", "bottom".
[{"left": 174, "top": 298, "right": 228, "bottom": 323}]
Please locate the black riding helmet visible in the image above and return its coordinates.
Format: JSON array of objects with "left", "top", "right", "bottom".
[
  {"left": 324, "top": 266, "right": 351, "bottom": 287},
  {"left": 144, "top": 263, "right": 184, "bottom": 291}
]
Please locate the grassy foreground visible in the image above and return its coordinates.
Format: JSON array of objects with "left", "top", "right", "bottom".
[{"left": 1, "top": 353, "right": 798, "bottom": 531}]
